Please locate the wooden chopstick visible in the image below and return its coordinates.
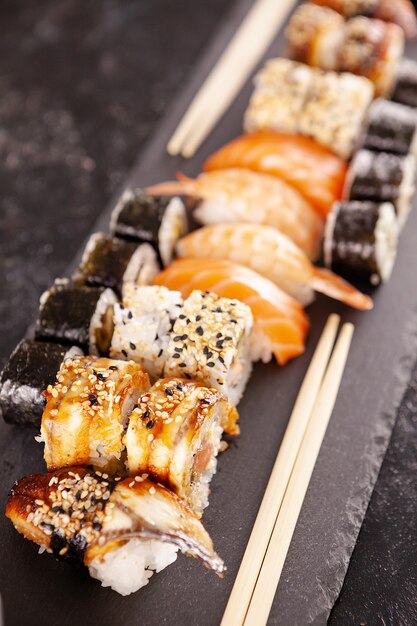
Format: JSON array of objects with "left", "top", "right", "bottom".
[
  {"left": 221, "top": 313, "right": 341, "bottom": 626},
  {"left": 243, "top": 322, "right": 355, "bottom": 626},
  {"left": 167, "top": 0, "right": 297, "bottom": 158}
]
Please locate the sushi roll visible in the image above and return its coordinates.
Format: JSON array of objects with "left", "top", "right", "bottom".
[
  {"left": 361, "top": 99, "right": 417, "bottom": 156},
  {"left": 5, "top": 467, "right": 224, "bottom": 595},
  {"left": 324, "top": 200, "right": 398, "bottom": 285},
  {"left": 0, "top": 340, "right": 82, "bottom": 426},
  {"left": 110, "top": 189, "right": 188, "bottom": 267},
  {"left": 392, "top": 58, "right": 417, "bottom": 108},
  {"left": 125, "top": 377, "right": 239, "bottom": 514},
  {"left": 344, "top": 149, "right": 416, "bottom": 228},
  {"left": 164, "top": 290, "right": 253, "bottom": 406},
  {"left": 74, "top": 233, "right": 159, "bottom": 295},
  {"left": 285, "top": 5, "right": 345, "bottom": 70},
  {"left": 298, "top": 71, "right": 374, "bottom": 160},
  {"left": 35, "top": 279, "right": 117, "bottom": 355},
  {"left": 110, "top": 284, "right": 184, "bottom": 379},
  {"left": 41, "top": 356, "right": 151, "bottom": 473},
  {"left": 337, "top": 17, "right": 404, "bottom": 97},
  {"left": 244, "top": 59, "right": 314, "bottom": 134}
]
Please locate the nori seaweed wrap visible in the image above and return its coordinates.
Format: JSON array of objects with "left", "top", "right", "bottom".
[
  {"left": 73, "top": 233, "right": 160, "bottom": 295},
  {"left": 344, "top": 149, "right": 416, "bottom": 228},
  {"left": 324, "top": 200, "right": 398, "bottom": 285},
  {"left": 0, "top": 340, "right": 82, "bottom": 426},
  {"left": 110, "top": 189, "right": 188, "bottom": 267},
  {"left": 392, "top": 58, "right": 417, "bottom": 108},
  {"left": 35, "top": 279, "right": 117, "bottom": 355},
  {"left": 362, "top": 98, "right": 417, "bottom": 156}
]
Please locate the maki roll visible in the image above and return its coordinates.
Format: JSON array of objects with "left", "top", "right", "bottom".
[
  {"left": 0, "top": 340, "right": 82, "bottom": 426},
  {"left": 74, "top": 233, "right": 159, "bottom": 295},
  {"left": 110, "top": 189, "right": 188, "bottom": 267},
  {"left": 125, "top": 377, "right": 239, "bottom": 514},
  {"left": 6, "top": 467, "right": 224, "bottom": 595},
  {"left": 41, "top": 356, "right": 150, "bottom": 473},
  {"left": 35, "top": 279, "right": 117, "bottom": 355},
  {"left": 392, "top": 58, "right": 417, "bottom": 108},
  {"left": 110, "top": 284, "right": 183, "bottom": 380},
  {"left": 361, "top": 99, "right": 417, "bottom": 156},
  {"left": 244, "top": 59, "right": 314, "bottom": 134},
  {"left": 324, "top": 200, "right": 398, "bottom": 284},
  {"left": 344, "top": 149, "right": 416, "bottom": 228},
  {"left": 164, "top": 290, "right": 253, "bottom": 406},
  {"left": 298, "top": 71, "right": 374, "bottom": 160}
]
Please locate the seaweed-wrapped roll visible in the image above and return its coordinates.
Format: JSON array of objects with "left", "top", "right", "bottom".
[
  {"left": 74, "top": 233, "right": 159, "bottom": 295},
  {"left": 392, "top": 58, "right": 417, "bottom": 108},
  {"left": 362, "top": 99, "right": 417, "bottom": 156},
  {"left": 0, "top": 340, "right": 82, "bottom": 426},
  {"left": 324, "top": 200, "right": 398, "bottom": 284},
  {"left": 164, "top": 290, "right": 253, "bottom": 406},
  {"left": 35, "top": 279, "right": 117, "bottom": 355},
  {"left": 344, "top": 149, "right": 416, "bottom": 227},
  {"left": 6, "top": 467, "right": 224, "bottom": 595},
  {"left": 110, "top": 189, "right": 188, "bottom": 267},
  {"left": 41, "top": 356, "right": 151, "bottom": 473}
]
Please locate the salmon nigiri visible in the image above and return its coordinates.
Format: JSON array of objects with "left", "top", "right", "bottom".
[
  {"left": 176, "top": 224, "right": 373, "bottom": 310},
  {"left": 203, "top": 131, "right": 348, "bottom": 217},
  {"left": 154, "top": 258, "right": 309, "bottom": 366},
  {"left": 146, "top": 169, "right": 324, "bottom": 261}
]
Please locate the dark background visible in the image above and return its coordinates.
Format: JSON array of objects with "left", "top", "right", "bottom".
[{"left": 0, "top": 1, "right": 416, "bottom": 624}]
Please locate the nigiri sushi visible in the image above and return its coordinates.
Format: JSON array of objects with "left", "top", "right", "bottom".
[
  {"left": 204, "top": 132, "right": 348, "bottom": 217},
  {"left": 154, "top": 258, "right": 309, "bottom": 366},
  {"left": 146, "top": 169, "right": 324, "bottom": 261},
  {"left": 6, "top": 467, "right": 224, "bottom": 596},
  {"left": 176, "top": 224, "right": 373, "bottom": 310}
]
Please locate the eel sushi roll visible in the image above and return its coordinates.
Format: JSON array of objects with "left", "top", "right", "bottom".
[
  {"left": 344, "top": 149, "right": 416, "bottom": 228},
  {"left": 337, "top": 17, "right": 404, "bottom": 97},
  {"left": 74, "top": 233, "right": 159, "bottom": 295},
  {"left": 41, "top": 356, "right": 150, "bottom": 473},
  {"left": 324, "top": 200, "right": 398, "bottom": 284},
  {"left": 392, "top": 58, "right": 417, "bottom": 108},
  {"left": 35, "top": 279, "right": 117, "bottom": 355},
  {"left": 110, "top": 284, "right": 184, "bottom": 379},
  {"left": 298, "top": 71, "right": 374, "bottom": 160},
  {"left": 285, "top": 5, "right": 345, "bottom": 70},
  {"left": 244, "top": 58, "right": 314, "bottom": 134},
  {"left": 0, "top": 340, "right": 82, "bottom": 426},
  {"left": 164, "top": 290, "right": 253, "bottom": 406},
  {"left": 125, "top": 377, "right": 239, "bottom": 514},
  {"left": 110, "top": 189, "right": 188, "bottom": 267},
  {"left": 6, "top": 467, "right": 224, "bottom": 595},
  {"left": 361, "top": 99, "right": 417, "bottom": 156}
]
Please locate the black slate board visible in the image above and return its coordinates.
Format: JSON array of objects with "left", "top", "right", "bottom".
[{"left": 1, "top": 1, "right": 417, "bottom": 625}]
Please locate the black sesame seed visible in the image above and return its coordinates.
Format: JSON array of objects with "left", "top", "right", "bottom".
[
  {"left": 122, "top": 349, "right": 128, "bottom": 358},
  {"left": 196, "top": 315, "right": 202, "bottom": 321},
  {"left": 201, "top": 305, "right": 207, "bottom": 310},
  {"left": 51, "top": 505, "right": 63, "bottom": 513},
  {"left": 207, "top": 362, "right": 215, "bottom": 368},
  {"left": 216, "top": 340, "right": 223, "bottom": 349},
  {"left": 179, "top": 314, "right": 186, "bottom": 319},
  {"left": 185, "top": 373, "right": 191, "bottom": 379},
  {"left": 179, "top": 363, "right": 187, "bottom": 368},
  {"left": 128, "top": 311, "right": 133, "bottom": 319},
  {"left": 219, "top": 356, "right": 225, "bottom": 364},
  {"left": 143, "top": 410, "right": 150, "bottom": 418},
  {"left": 201, "top": 398, "right": 210, "bottom": 404},
  {"left": 181, "top": 334, "right": 188, "bottom": 340},
  {"left": 166, "top": 388, "right": 174, "bottom": 396},
  {"left": 177, "top": 382, "right": 184, "bottom": 390},
  {"left": 158, "top": 348, "right": 163, "bottom": 358},
  {"left": 97, "top": 373, "right": 105, "bottom": 381},
  {"left": 41, "top": 522, "right": 55, "bottom": 531},
  {"left": 172, "top": 353, "right": 181, "bottom": 359},
  {"left": 120, "top": 304, "right": 125, "bottom": 310},
  {"left": 231, "top": 320, "right": 238, "bottom": 324},
  {"left": 93, "top": 369, "right": 98, "bottom": 376},
  {"left": 155, "top": 334, "right": 159, "bottom": 341},
  {"left": 89, "top": 394, "right": 98, "bottom": 405},
  {"left": 93, "top": 522, "right": 102, "bottom": 530},
  {"left": 130, "top": 342, "right": 136, "bottom": 351},
  {"left": 224, "top": 336, "right": 232, "bottom": 341},
  {"left": 173, "top": 336, "right": 181, "bottom": 342},
  {"left": 216, "top": 332, "right": 222, "bottom": 338},
  {"left": 146, "top": 420, "right": 155, "bottom": 430},
  {"left": 109, "top": 365, "right": 118, "bottom": 371},
  {"left": 196, "top": 326, "right": 204, "bottom": 336},
  {"left": 174, "top": 347, "right": 183, "bottom": 353}
]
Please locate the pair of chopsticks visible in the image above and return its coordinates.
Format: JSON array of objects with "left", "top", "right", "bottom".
[
  {"left": 167, "top": 0, "right": 297, "bottom": 158},
  {"left": 221, "top": 314, "right": 354, "bottom": 626}
]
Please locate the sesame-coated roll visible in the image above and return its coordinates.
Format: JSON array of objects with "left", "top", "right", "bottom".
[
  {"left": 298, "top": 71, "right": 374, "bottom": 160},
  {"left": 74, "top": 233, "right": 159, "bottom": 295},
  {"left": 125, "top": 377, "right": 239, "bottom": 515},
  {"left": 35, "top": 279, "right": 117, "bottom": 355},
  {"left": 6, "top": 467, "right": 224, "bottom": 595},
  {"left": 0, "top": 340, "right": 82, "bottom": 426},
  {"left": 361, "top": 99, "right": 417, "bottom": 156},
  {"left": 110, "top": 189, "right": 188, "bottom": 267},
  {"left": 324, "top": 200, "right": 398, "bottom": 285},
  {"left": 244, "top": 59, "right": 314, "bottom": 134},
  {"left": 344, "top": 149, "right": 416, "bottom": 228},
  {"left": 392, "top": 58, "right": 417, "bottom": 108},
  {"left": 110, "top": 284, "right": 183, "bottom": 380},
  {"left": 41, "top": 356, "right": 151, "bottom": 473},
  {"left": 164, "top": 290, "right": 253, "bottom": 406}
]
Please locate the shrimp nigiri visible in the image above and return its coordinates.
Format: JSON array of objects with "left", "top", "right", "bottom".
[
  {"left": 146, "top": 169, "right": 324, "bottom": 261},
  {"left": 176, "top": 223, "right": 373, "bottom": 310},
  {"left": 154, "top": 258, "right": 309, "bottom": 366},
  {"left": 204, "top": 131, "right": 348, "bottom": 217}
]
